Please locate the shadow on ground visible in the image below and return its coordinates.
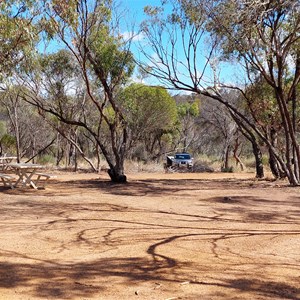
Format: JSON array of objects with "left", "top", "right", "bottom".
[
  {"left": 0, "top": 176, "right": 299, "bottom": 299},
  {"left": 0, "top": 176, "right": 294, "bottom": 198},
  {"left": 0, "top": 253, "right": 299, "bottom": 299}
]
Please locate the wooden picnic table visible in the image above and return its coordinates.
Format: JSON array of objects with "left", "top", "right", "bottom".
[
  {"left": 7, "top": 163, "right": 45, "bottom": 189},
  {"left": 0, "top": 156, "right": 17, "bottom": 170}
]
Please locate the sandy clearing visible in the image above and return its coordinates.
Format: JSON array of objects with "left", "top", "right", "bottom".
[{"left": 0, "top": 171, "right": 299, "bottom": 300}]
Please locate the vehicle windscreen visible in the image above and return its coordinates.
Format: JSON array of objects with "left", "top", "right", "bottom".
[{"left": 175, "top": 154, "right": 191, "bottom": 160}]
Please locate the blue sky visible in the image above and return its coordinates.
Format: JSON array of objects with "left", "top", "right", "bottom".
[
  {"left": 119, "top": 0, "right": 244, "bottom": 88},
  {"left": 122, "top": 0, "right": 162, "bottom": 15},
  {"left": 39, "top": 0, "right": 244, "bottom": 89},
  {"left": 40, "top": 0, "right": 159, "bottom": 53}
]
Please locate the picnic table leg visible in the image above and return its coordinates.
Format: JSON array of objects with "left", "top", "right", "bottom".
[
  {"left": 14, "top": 169, "right": 23, "bottom": 187},
  {"left": 26, "top": 170, "right": 38, "bottom": 189},
  {"left": 14, "top": 169, "right": 38, "bottom": 189},
  {"left": 3, "top": 158, "right": 13, "bottom": 170}
]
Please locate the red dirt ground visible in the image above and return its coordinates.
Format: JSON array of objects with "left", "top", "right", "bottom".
[{"left": 0, "top": 171, "right": 299, "bottom": 300}]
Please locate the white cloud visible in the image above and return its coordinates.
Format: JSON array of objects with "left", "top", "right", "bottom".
[{"left": 122, "top": 31, "right": 144, "bottom": 42}]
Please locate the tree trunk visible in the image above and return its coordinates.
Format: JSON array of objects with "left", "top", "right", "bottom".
[
  {"left": 96, "top": 144, "right": 101, "bottom": 173},
  {"left": 268, "top": 148, "right": 279, "bottom": 179},
  {"left": 268, "top": 128, "right": 286, "bottom": 179},
  {"left": 251, "top": 140, "right": 264, "bottom": 178},
  {"left": 221, "top": 144, "right": 231, "bottom": 171},
  {"left": 56, "top": 133, "right": 60, "bottom": 166},
  {"left": 74, "top": 133, "right": 78, "bottom": 172},
  {"left": 269, "top": 128, "right": 278, "bottom": 178},
  {"left": 233, "top": 137, "right": 245, "bottom": 171},
  {"left": 228, "top": 111, "right": 264, "bottom": 178},
  {"left": 107, "top": 166, "right": 127, "bottom": 183},
  {"left": 14, "top": 107, "right": 21, "bottom": 163},
  {"left": 32, "top": 135, "right": 36, "bottom": 164}
]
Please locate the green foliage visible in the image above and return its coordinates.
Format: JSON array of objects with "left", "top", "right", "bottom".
[
  {"left": 0, "top": 133, "right": 16, "bottom": 152},
  {"left": 51, "top": 0, "right": 80, "bottom": 28},
  {"left": 0, "top": 121, "right": 6, "bottom": 138},
  {"left": 38, "top": 50, "right": 82, "bottom": 117},
  {"left": 88, "top": 28, "right": 135, "bottom": 86},
  {"left": 177, "top": 100, "right": 200, "bottom": 118},
  {"left": 205, "top": 0, "right": 300, "bottom": 69},
  {"left": 144, "top": 5, "right": 163, "bottom": 16},
  {"left": 119, "top": 83, "right": 178, "bottom": 135},
  {"left": 244, "top": 77, "right": 282, "bottom": 129},
  {"left": 37, "top": 154, "right": 56, "bottom": 165},
  {"left": 40, "top": 50, "right": 78, "bottom": 79},
  {"left": 0, "top": 0, "right": 39, "bottom": 78},
  {"left": 221, "top": 166, "right": 233, "bottom": 173},
  {"left": 103, "top": 106, "right": 116, "bottom": 123}
]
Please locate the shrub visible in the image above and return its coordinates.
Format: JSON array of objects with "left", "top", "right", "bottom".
[
  {"left": 37, "top": 154, "right": 56, "bottom": 165},
  {"left": 221, "top": 166, "right": 234, "bottom": 173}
]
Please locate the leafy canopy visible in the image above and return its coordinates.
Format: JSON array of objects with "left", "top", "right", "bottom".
[
  {"left": 119, "top": 83, "right": 178, "bottom": 134},
  {"left": 0, "top": 0, "right": 40, "bottom": 78}
]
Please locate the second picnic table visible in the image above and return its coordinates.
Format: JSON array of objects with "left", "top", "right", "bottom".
[
  {"left": 7, "top": 163, "right": 45, "bottom": 189},
  {"left": 0, "top": 156, "right": 17, "bottom": 170}
]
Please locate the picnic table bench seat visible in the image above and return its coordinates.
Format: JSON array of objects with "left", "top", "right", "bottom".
[
  {"left": 0, "top": 173, "right": 15, "bottom": 189},
  {"left": 34, "top": 172, "right": 57, "bottom": 188}
]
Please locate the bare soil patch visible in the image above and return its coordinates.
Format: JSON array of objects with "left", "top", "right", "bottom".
[{"left": 0, "top": 171, "right": 299, "bottom": 300}]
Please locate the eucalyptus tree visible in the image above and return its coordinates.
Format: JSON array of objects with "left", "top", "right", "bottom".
[
  {"left": 0, "top": 0, "right": 40, "bottom": 79},
  {"left": 0, "top": 1, "right": 46, "bottom": 160},
  {"left": 0, "top": 121, "right": 9, "bottom": 156},
  {"left": 119, "top": 83, "right": 178, "bottom": 160},
  {"left": 24, "top": 0, "right": 135, "bottom": 182},
  {"left": 243, "top": 77, "right": 285, "bottom": 178},
  {"left": 35, "top": 50, "right": 100, "bottom": 171},
  {"left": 0, "top": 86, "right": 55, "bottom": 162},
  {"left": 140, "top": 0, "right": 300, "bottom": 184},
  {"left": 204, "top": 0, "right": 300, "bottom": 183}
]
